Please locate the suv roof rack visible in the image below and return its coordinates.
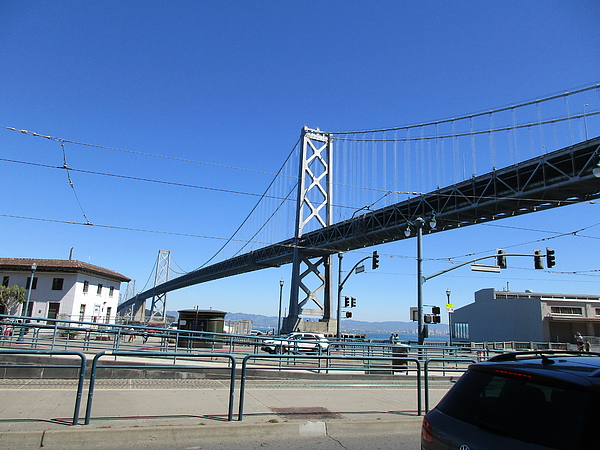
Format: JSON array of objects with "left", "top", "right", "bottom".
[{"left": 488, "top": 350, "right": 600, "bottom": 363}]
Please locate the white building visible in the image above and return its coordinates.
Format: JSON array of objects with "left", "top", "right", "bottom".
[
  {"left": 0, "top": 258, "right": 130, "bottom": 324},
  {"left": 451, "top": 288, "right": 600, "bottom": 343}
]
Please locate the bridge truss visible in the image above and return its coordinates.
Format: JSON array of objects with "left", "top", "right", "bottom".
[{"left": 118, "top": 136, "right": 600, "bottom": 326}]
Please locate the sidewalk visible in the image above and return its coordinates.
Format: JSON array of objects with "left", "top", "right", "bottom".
[{"left": 0, "top": 378, "right": 448, "bottom": 449}]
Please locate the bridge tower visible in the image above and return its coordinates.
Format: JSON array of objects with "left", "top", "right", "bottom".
[
  {"left": 282, "top": 127, "right": 335, "bottom": 335},
  {"left": 147, "top": 249, "right": 170, "bottom": 324}
]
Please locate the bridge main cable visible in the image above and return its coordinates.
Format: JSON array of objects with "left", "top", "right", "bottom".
[{"left": 120, "top": 136, "right": 600, "bottom": 312}]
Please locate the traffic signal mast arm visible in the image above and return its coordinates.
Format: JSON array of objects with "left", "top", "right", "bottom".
[
  {"left": 340, "top": 252, "right": 379, "bottom": 287},
  {"left": 340, "top": 255, "right": 373, "bottom": 288},
  {"left": 422, "top": 250, "right": 552, "bottom": 283}
]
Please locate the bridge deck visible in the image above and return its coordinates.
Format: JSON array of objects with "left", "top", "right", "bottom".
[{"left": 119, "top": 137, "right": 600, "bottom": 310}]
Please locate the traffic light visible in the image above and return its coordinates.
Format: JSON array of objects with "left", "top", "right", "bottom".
[
  {"left": 344, "top": 296, "right": 350, "bottom": 308},
  {"left": 351, "top": 297, "right": 356, "bottom": 308},
  {"left": 345, "top": 311, "right": 352, "bottom": 318},
  {"left": 424, "top": 314, "right": 432, "bottom": 323},
  {"left": 431, "top": 306, "right": 441, "bottom": 323},
  {"left": 534, "top": 249, "right": 544, "bottom": 269},
  {"left": 496, "top": 248, "right": 507, "bottom": 269},
  {"left": 546, "top": 248, "right": 556, "bottom": 268},
  {"left": 372, "top": 251, "right": 379, "bottom": 270}
]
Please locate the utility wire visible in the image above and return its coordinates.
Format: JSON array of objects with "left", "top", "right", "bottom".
[
  {"left": 0, "top": 157, "right": 283, "bottom": 200},
  {"left": 0, "top": 213, "right": 276, "bottom": 246},
  {"left": 2, "top": 211, "right": 599, "bottom": 277},
  {"left": 2, "top": 126, "right": 285, "bottom": 178},
  {"left": 2, "top": 156, "right": 595, "bottom": 213},
  {"left": 60, "top": 141, "right": 92, "bottom": 225},
  {"left": 196, "top": 137, "right": 301, "bottom": 270}
]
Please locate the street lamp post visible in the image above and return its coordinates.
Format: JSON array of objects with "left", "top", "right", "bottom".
[
  {"left": 336, "top": 252, "right": 343, "bottom": 340},
  {"left": 17, "top": 262, "right": 37, "bottom": 342},
  {"left": 446, "top": 288, "right": 452, "bottom": 345},
  {"left": 405, "top": 216, "right": 436, "bottom": 345},
  {"left": 277, "top": 279, "right": 284, "bottom": 335}
]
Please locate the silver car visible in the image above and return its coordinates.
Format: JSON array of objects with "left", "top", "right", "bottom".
[{"left": 261, "top": 332, "right": 329, "bottom": 354}]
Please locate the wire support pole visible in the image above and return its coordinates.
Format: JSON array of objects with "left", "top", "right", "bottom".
[{"left": 416, "top": 220, "right": 425, "bottom": 346}]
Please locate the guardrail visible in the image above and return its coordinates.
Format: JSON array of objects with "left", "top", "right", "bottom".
[
  {"left": 0, "top": 349, "right": 86, "bottom": 425},
  {"left": 84, "top": 351, "right": 236, "bottom": 424},
  {"left": 0, "top": 347, "right": 480, "bottom": 426},
  {"left": 1, "top": 314, "right": 500, "bottom": 361},
  {"left": 471, "top": 341, "right": 570, "bottom": 351},
  {"left": 237, "top": 354, "right": 422, "bottom": 420}
]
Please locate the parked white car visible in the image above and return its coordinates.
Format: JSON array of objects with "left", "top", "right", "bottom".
[{"left": 261, "top": 332, "right": 329, "bottom": 354}]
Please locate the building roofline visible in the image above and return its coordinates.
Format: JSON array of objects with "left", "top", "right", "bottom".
[
  {"left": 478, "top": 287, "right": 600, "bottom": 301},
  {"left": 0, "top": 258, "right": 131, "bottom": 283}
]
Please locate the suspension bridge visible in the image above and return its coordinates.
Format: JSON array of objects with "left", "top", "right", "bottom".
[{"left": 118, "top": 83, "right": 600, "bottom": 335}]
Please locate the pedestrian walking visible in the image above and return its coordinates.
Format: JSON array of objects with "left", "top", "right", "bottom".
[{"left": 575, "top": 332, "right": 584, "bottom": 351}]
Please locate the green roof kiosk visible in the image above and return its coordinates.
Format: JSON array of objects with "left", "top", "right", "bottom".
[{"left": 177, "top": 308, "right": 227, "bottom": 348}]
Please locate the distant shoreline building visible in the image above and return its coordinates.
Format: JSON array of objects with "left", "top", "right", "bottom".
[
  {"left": 451, "top": 288, "right": 600, "bottom": 343},
  {"left": 0, "top": 258, "right": 130, "bottom": 324}
]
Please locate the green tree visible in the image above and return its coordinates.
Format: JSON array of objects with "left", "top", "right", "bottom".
[{"left": 0, "top": 285, "right": 27, "bottom": 315}]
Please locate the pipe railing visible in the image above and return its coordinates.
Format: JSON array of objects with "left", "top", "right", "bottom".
[
  {"left": 0, "top": 347, "right": 485, "bottom": 427},
  {"left": 237, "top": 354, "right": 422, "bottom": 420},
  {"left": 84, "top": 350, "right": 236, "bottom": 424},
  {"left": 0, "top": 349, "right": 86, "bottom": 425},
  {"left": 1, "top": 314, "right": 509, "bottom": 362}
]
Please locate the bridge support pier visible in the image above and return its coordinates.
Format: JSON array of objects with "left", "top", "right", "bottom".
[{"left": 283, "top": 127, "right": 336, "bottom": 335}]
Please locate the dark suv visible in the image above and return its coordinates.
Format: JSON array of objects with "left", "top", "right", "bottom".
[{"left": 422, "top": 351, "right": 600, "bottom": 450}]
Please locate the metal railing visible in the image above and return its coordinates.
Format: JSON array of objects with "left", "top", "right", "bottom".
[
  {"left": 0, "top": 349, "right": 86, "bottom": 425},
  {"left": 84, "top": 350, "right": 236, "bottom": 424},
  {"left": 1, "top": 314, "right": 502, "bottom": 361},
  {"left": 0, "top": 347, "right": 481, "bottom": 426},
  {"left": 237, "top": 354, "right": 423, "bottom": 420}
]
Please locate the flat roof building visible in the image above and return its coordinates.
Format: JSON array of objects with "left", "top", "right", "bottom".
[{"left": 451, "top": 288, "right": 600, "bottom": 344}]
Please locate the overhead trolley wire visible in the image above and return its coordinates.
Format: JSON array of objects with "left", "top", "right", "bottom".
[{"left": 1, "top": 125, "right": 287, "bottom": 178}]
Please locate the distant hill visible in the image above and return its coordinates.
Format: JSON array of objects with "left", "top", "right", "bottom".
[
  {"left": 168, "top": 311, "right": 448, "bottom": 334},
  {"left": 220, "top": 312, "right": 447, "bottom": 334}
]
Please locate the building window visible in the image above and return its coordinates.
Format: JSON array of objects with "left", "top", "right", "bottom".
[
  {"left": 550, "top": 306, "right": 583, "bottom": 315},
  {"left": 83, "top": 280, "right": 89, "bottom": 293},
  {"left": 2, "top": 276, "right": 9, "bottom": 286},
  {"left": 47, "top": 302, "right": 60, "bottom": 320},
  {"left": 97, "top": 284, "right": 103, "bottom": 295},
  {"left": 596, "top": 308, "right": 600, "bottom": 316},
  {"left": 26, "top": 277, "right": 38, "bottom": 289},
  {"left": 105, "top": 307, "right": 112, "bottom": 323},
  {"left": 109, "top": 286, "right": 115, "bottom": 297},
  {"left": 52, "top": 278, "right": 64, "bottom": 290},
  {"left": 79, "top": 304, "right": 86, "bottom": 321},
  {"left": 452, "top": 322, "right": 469, "bottom": 340}
]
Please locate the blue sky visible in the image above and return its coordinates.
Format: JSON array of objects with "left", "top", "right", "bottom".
[{"left": 1, "top": 1, "right": 600, "bottom": 323}]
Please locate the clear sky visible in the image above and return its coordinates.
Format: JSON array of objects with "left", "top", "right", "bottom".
[{"left": 1, "top": 1, "right": 600, "bottom": 323}]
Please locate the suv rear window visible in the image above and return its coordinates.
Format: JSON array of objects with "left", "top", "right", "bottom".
[{"left": 436, "top": 367, "right": 597, "bottom": 449}]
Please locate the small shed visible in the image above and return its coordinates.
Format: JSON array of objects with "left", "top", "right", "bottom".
[{"left": 177, "top": 309, "right": 227, "bottom": 348}]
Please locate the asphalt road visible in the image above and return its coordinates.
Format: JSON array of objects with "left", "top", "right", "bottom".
[{"left": 43, "top": 426, "right": 422, "bottom": 450}]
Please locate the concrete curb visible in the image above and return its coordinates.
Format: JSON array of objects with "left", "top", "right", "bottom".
[{"left": 0, "top": 418, "right": 423, "bottom": 450}]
